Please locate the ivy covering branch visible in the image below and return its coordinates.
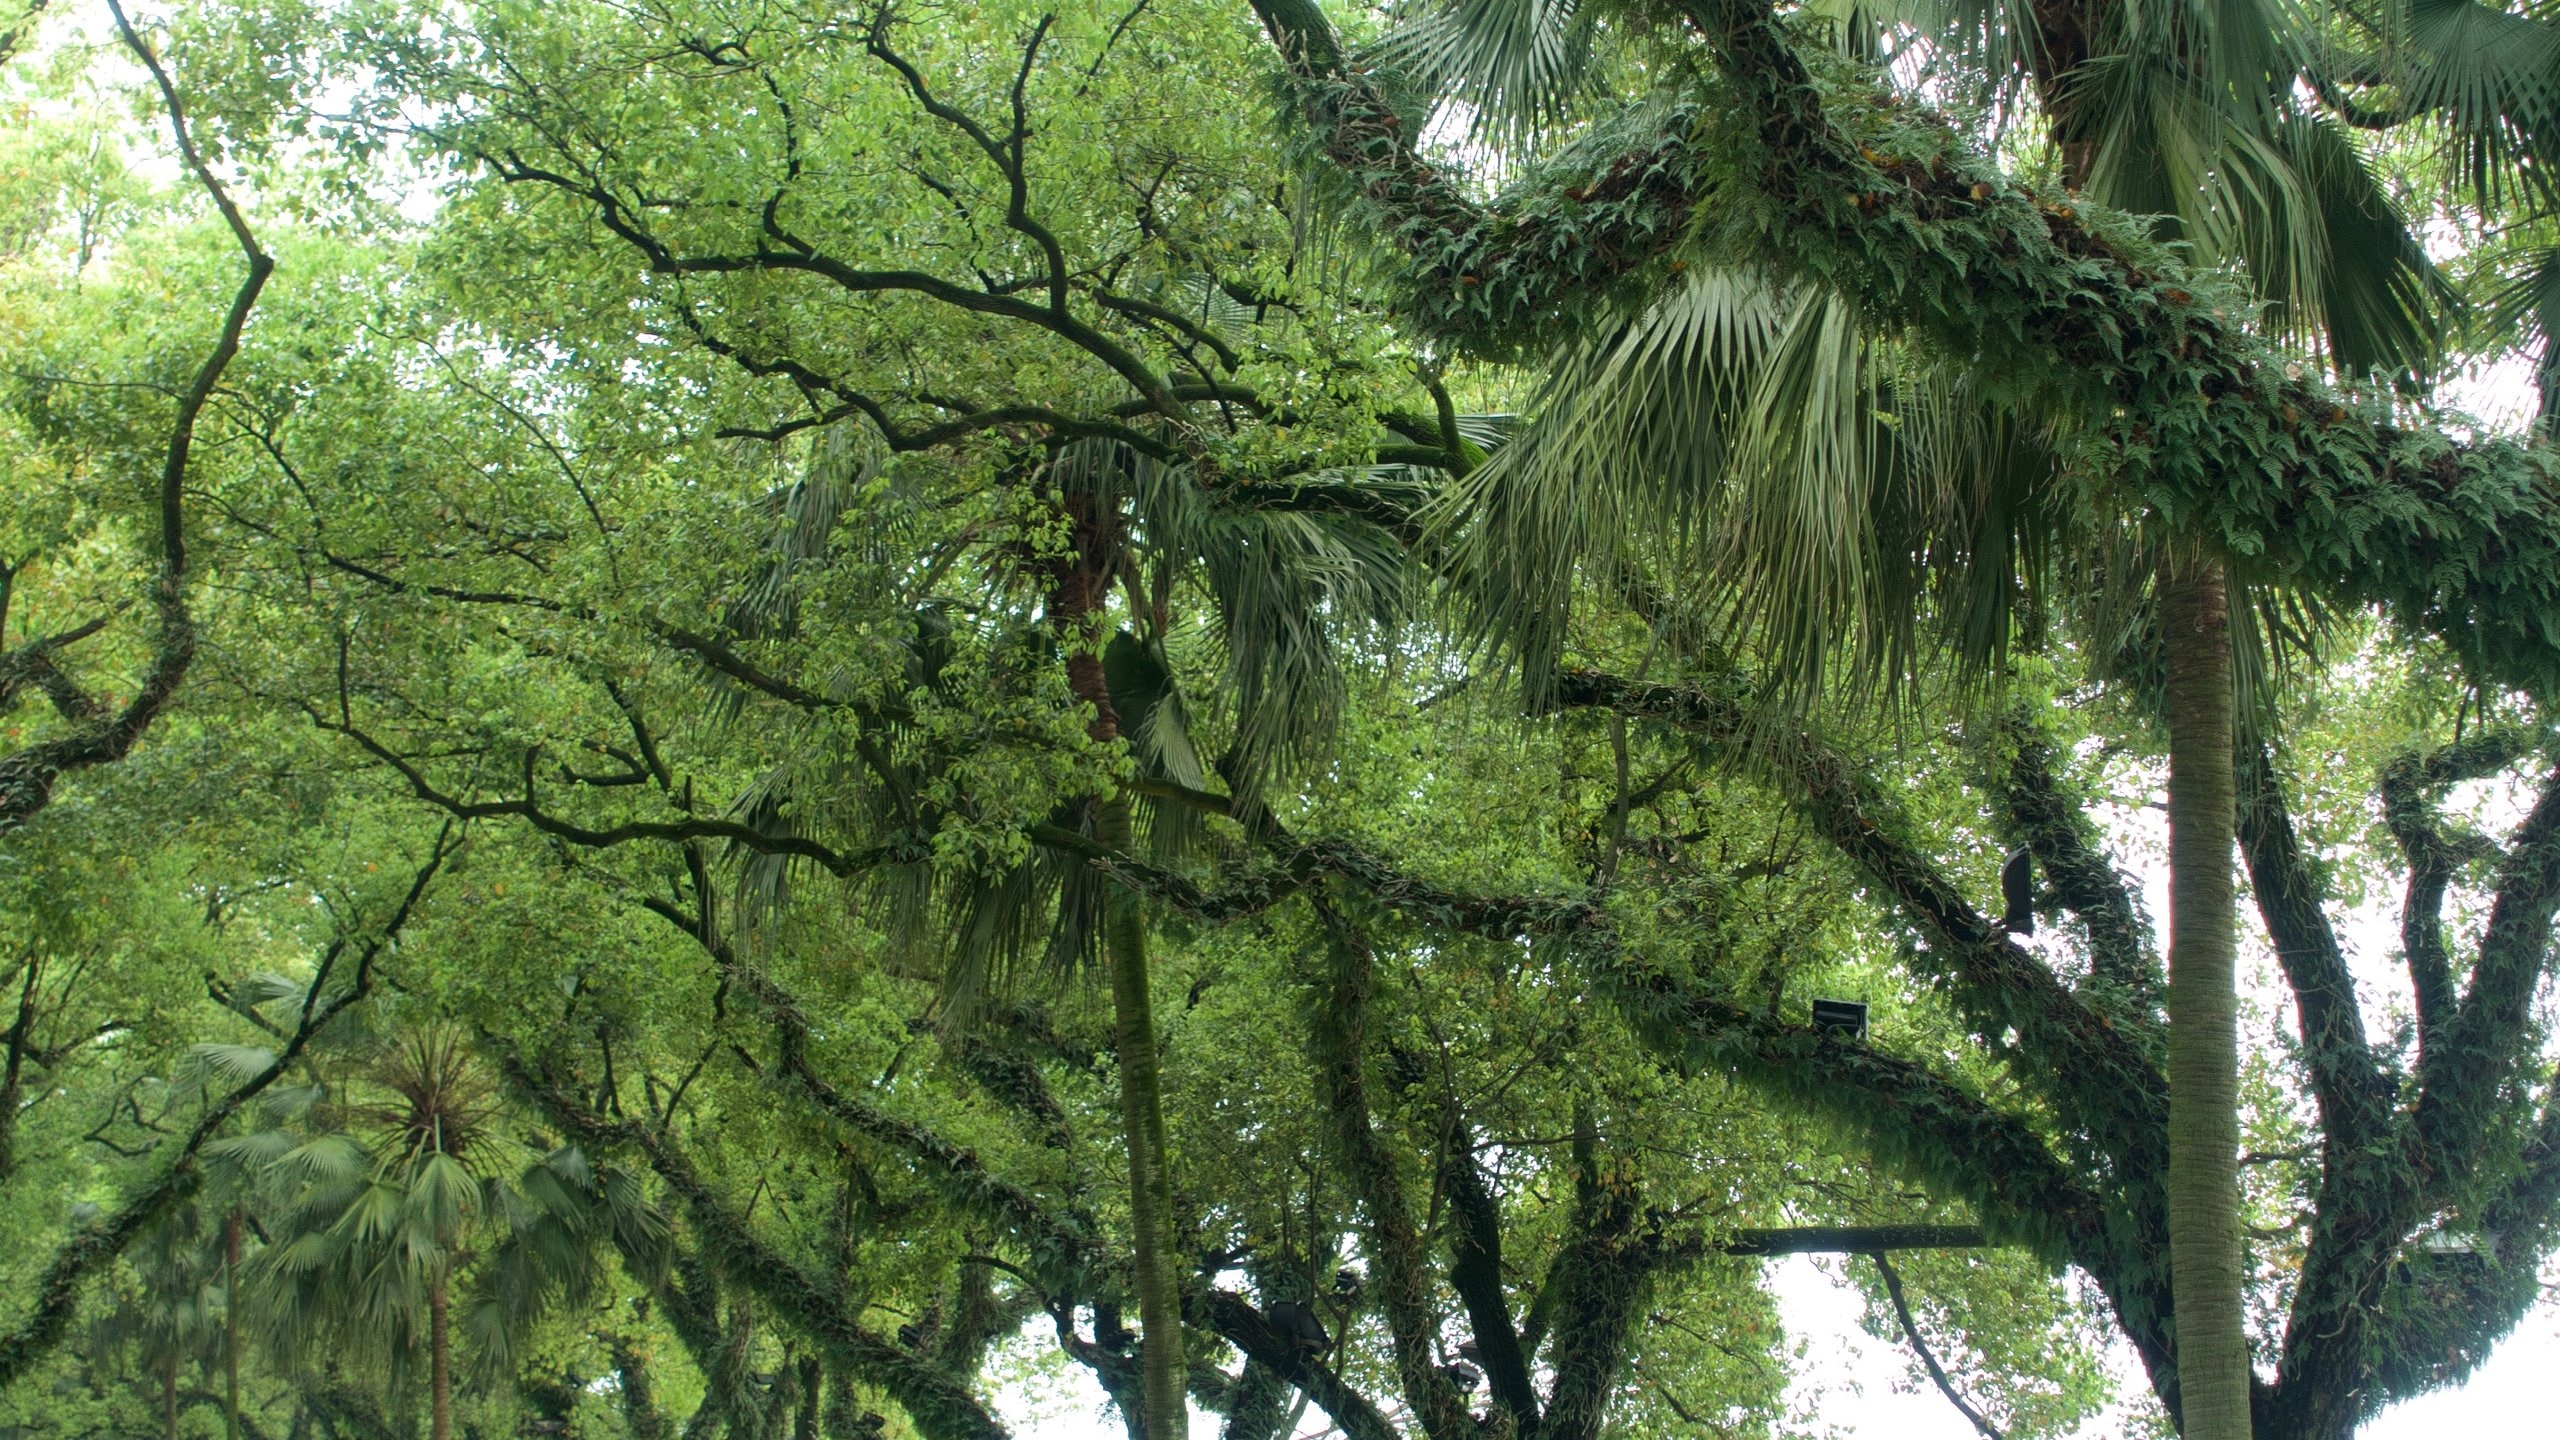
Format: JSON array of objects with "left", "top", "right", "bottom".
[{"left": 1254, "top": 0, "right": 2560, "bottom": 704}]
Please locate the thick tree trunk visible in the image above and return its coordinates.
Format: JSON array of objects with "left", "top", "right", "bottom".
[
  {"left": 2162, "top": 553, "right": 2251, "bottom": 1439},
  {"left": 428, "top": 1266, "right": 452, "bottom": 1440}
]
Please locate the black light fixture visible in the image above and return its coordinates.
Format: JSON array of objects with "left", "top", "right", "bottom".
[
  {"left": 1268, "top": 1299, "right": 1329, "bottom": 1356},
  {"left": 2002, "top": 846, "right": 2036, "bottom": 935},
  {"left": 1811, "top": 998, "right": 1869, "bottom": 1039}
]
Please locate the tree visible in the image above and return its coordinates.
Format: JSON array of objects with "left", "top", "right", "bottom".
[
  {"left": 88, "top": 1197, "right": 229, "bottom": 1440},
  {"left": 1248, "top": 2, "right": 2560, "bottom": 1435},
  {"left": 12, "top": 2, "right": 2560, "bottom": 1438},
  {"left": 229, "top": 6, "right": 1432, "bottom": 1433},
  {"left": 241, "top": 1027, "right": 635, "bottom": 1440}
]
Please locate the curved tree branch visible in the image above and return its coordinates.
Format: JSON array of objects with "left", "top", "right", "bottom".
[
  {"left": 1192, "top": 1290, "right": 1402, "bottom": 1440},
  {"left": 1260, "top": 0, "right": 2560, "bottom": 707},
  {"left": 1550, "top": 670, "right": 2169, "bottom": 1194},
  {"left": 2237, "top": 741, "right": 2387, "bottom": 1145},
  {"left": 0, "top": 2, "right": 272, "bottom": 833},
  {"left": 505, "top": 1055, "right": 1014, "bottom": 1440},
  {"left": 633, "top": 893, "right": 1104, "bottom": 1294},
  {"left": 2414, "top": 763, "right": 2560, "bottom": 1184},
  {"left": 2381, "top": 728, "right": 2537, "bottom": 1066},
  {"left": 1870, "top": 1251, "right": 2004, "bottom": 1440},
  {"left": 1307, "top": 893, "right": 1480, "bottom": 1440},
  {"left": 1401, "top": 1059, "right": 1538, "bottom": 1425},
  {"left": 1998, "top": 707, "right": 2156, "bottom": 1007}
]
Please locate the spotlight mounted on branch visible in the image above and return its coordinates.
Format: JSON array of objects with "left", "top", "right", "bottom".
[
  {"left": 2001, "top": 846, "right": 2035, "bottom": 935},
  {"left": 1267, "top": 1298, "right": 1329, "bottom": 1357},
  {"left": 1811, "top": 998, "right": 1869, "bottom": 1039}
]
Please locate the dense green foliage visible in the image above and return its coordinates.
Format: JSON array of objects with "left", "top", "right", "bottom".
[{"left": 4, "top": 1, "right": 2560, "bottom": 1439}]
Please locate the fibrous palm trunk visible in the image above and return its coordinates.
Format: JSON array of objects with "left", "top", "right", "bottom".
[
  {"left": 429, "top": 1265, "right": 453, "bottom": 1440},
  {"left": 1051, "top": 509, "right": 1184, "bottom": 1440},
  {"left": 2162, "top": 553, "right": 2252, "bottom": 1438},
  {"left": 225, "top": 1208, "right": 243, "bottom": 1440},
  {"left": 1096, "top": 792, "right": 1183, "bottom": 1440},
  {"left": 162, "top": 1356, "right": 179, "bottom": 1440}
]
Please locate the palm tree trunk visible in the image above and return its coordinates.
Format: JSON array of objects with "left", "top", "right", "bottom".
[
  {"left": 1050, "top": 499, "right": 1184, "bottom": 1440},
  {"left": 428, "top": 1265, "right": 452, "bottom": 1440},
  {"left": 1095, "top": 790, "right": 1185, "bottom": 1440},
  {"left": 162, "top": 1355, "right": 180, "bottom": 1440},
  {"left": 224, "top": 1208, "right": 243, "bottom": 1440},
  {"left": 2161, "top": 553, "right": 2252, "bottom": 1439}
]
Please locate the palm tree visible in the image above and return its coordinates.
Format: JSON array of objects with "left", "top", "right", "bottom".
[
  {"left": 1900, "top": 9, "right": 2448, "bottom": 1422},
  {"left": 89, "top": 1198, "right": 230, "bottom": 1440},
  {"left": 234, "top": 1025, "right": 632, "bottom": 1440},
  {"left": 1264, "top": 2, "right": 2479, "bottom": 1435},
  {"left": 719, "top": 385, "right": 1414, "bottom": 1440},
  {"left": 1029, "top": 435, "right": 1410, "bottom": 1440}
]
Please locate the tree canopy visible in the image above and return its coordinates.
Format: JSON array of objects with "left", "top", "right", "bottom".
[{"left": 3, "top": 1, "right": 2559, "bottom": 1438}]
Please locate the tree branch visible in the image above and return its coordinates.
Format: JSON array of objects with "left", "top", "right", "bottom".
[
  {"left": 1550, "top": 670, "right": 2169, "bottom": 1199},
  {"left": 0, "top": 1, "right": 272, "bottom": 832},
  {"left": 1535, "top": 1133, "right": 1652, "bottom": 1440},
  {"left": 1306, "top": 893, "right": 1479, "bottom": 1440},
  {"left": 1037, "top": 780, "right": 2166, "bottom": 1397},
  {"left": 1416, "top": 1071, "right": 1539, "bottom": 1424},
  {"left": 2237, "top": 740, "right": 2387, "bottom": 1146},
  {"left": 505, "top": 1056, "right": 1014, "bottom": 1440},
  {"left": 0, "top": 824, "right": 451, "bottom": 1386},
  {"left": 1264, "top": 0, "right": 2560, "bottom": 707},
  {"left": 2380, "top": 729, "right": 2536, "bottom": 1067},
  {"left": 313, "top": 701, "right": 907, "bottom": 877},
  {"left": 1723, "top": 1225, "right": 1990, "bottom": 1256},
  {"left": 1191, "top": 1290, "right": 1402, "bottom": 1440},
  {"left": 632, "top": 894, "right": 1102, "bottom": 1293},
  {"left": 1870, "top": 1251, "right": 2003, "bottom": 1439},
  {"left": 1998, "top": 707, "right": 2155, "bottom": 1006},
  {"left": 2415, "top": 763, "right": 2560, "bottom": 1185}
]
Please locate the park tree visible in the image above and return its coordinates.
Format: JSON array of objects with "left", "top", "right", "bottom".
[
  {"left": 1246, "top": 1, "right": 2560, "bottom": 1435},
  {"left": 3, "top": 2, "right": 2560, "bottom": 1439}
]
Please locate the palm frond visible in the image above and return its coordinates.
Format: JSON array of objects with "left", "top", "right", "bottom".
[
  {"left": 1370, "top": 0, "right": 1606, "bottom": 145},
  {"left": 731, "top": 417, "right": 891, "bottom": 642},
  {"left": 2484, "top": 239, "right": 2560, "bottom": 420},
  {"left": 2264, "top": 110, "right": 2454, "bottom": 379},
  {"left": 1433, "top": 266, "right": 1787, "bottom": 697},
  {"left": 236, "top": 971, "right": 310, "bottom": 1007},
  {"left": 1437, "top": 266, "right": 2051, "bottom": 704},
  {"left": 1105, "top": 630, "right": 1211, "bottom": 859},
  {"left": 183, "top": 1043, "right": 279, "bottom": 1087},
  {"left": 2390, "top": 0, "right": 2560, "bottom": 204}
]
